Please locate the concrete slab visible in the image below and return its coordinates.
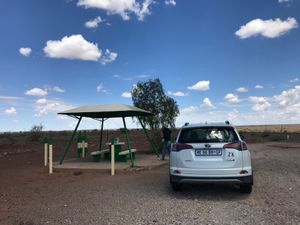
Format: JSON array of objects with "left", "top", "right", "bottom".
[{"left": 53, "top": 154, "right": 168, "bottom": 172}]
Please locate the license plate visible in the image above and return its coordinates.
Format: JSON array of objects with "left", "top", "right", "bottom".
[{"left": 195, "top": 149, "right": 222, "bottom": 156}]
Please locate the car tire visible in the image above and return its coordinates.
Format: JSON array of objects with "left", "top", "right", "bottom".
[
  {"left": 240, "top": 184, "right": 252, "bottom": 194},
  {"left": 171, "top": 182, "right": 182, "bottom": 191}
]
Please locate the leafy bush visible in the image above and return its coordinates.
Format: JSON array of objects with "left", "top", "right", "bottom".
[{"left": 29, "top": 124, "right": 43, "bottom": 141}]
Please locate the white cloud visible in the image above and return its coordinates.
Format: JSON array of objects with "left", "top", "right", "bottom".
[
  {"left": 52, "top": 86, "right": 65, "bottom": 93},
  {"left": 249, "top": 96, "right": 271, "bottom": 112},
  {"left": 121, "top": 92, "right": 132, "bottom": 98},
  {"left": 19, "top": 47, "right": 32, "bottom": 57},
  {"left": 255, "top": 85, "right": 264, "bottom": 89},
  {"left": 167, "top": 91, "right": 188, "bottom": 97},
  {"left": 34, "top": 99, "right": 73, "bottom": 117},
  {"left": 165, "top": 0, "right": 176, "bottom": 6},
  {"left": 85, "top": 16, "right": 102, "bottom": 28},
  {"left": 25, "top": 88, "right": 47, "bottom": 97},
  {"left": 36, "top": 98, "right": 47, "bottom": 105},
  {"left": 43, "top": 34, "right": 101, "bottom": 61},
  {"left": 77, "top": 0, "right": 154, "bottom": 21},
  {"left": 101, "top": 49, "right": 118, "bottom": 64},
  {"left": 236, "top": 87, "right": 248, "bottom": 93},
  {"left": 181, "top": 106, "right": 198, "bottom": 113},
  {"left": 278, "top": 0, "right": 291, "bottom": 3},
  {"left": 188, "top": 80, "right": 210, "bottom": 91},
  {"left": 0, "top": 96, "right": 23, "bottom": 105},
  {"left": 4, "top": 107, "right": 17, "bottom": 115},
  {"left": 136, "top": 0, "right": 153, "bottom": 21},
  {"left": 274, "top": 86, "right": 300, "bottom": 108},
  {"left": 113, "top": 74, "right": 151, "bottom": 81},
  {"left": 224, "top": 93, "right": 240, "bottom": 104},
  {"left": 235, "top": 17, "right": 298, "bottom": 39},
  {"left": 96, "top": 83, "right": 108, "bottom": 93},
  {"left": 201, "top": 97, "right": 216, "bottom": 109},
  {"left": 290, "top": 78, "right": 299, "bottom": 83}
]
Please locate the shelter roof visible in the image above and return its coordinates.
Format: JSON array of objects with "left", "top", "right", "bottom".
[{"left": 58, "top": 104, "right": 153, "bottom": 118}]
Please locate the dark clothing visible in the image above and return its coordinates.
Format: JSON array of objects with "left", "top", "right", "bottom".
[
  {"left": 161, "top": 127, "right": 172, "bottom": 160},
  {"left": 162, "top": 127, "right": 172, "bottom": 141}
]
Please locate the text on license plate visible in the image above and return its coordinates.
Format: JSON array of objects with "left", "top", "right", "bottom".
[{"left": 195, "top": 149, "right": 222, "bottom": 156}]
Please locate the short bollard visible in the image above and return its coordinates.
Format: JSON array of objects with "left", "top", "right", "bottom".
[
  {"left": 111, "top": 139, "right": 115, "bottom": 176},
  {"left": 43, "top": 137, "right": 53, "bottom": 174},
  {"left": 43, "top": 138, "right": 48, "bottom": 166},
  {"left": 49, "top": 143, "right": 53, "bottom": 174}
]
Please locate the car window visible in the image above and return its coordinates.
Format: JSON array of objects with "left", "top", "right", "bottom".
[{"left": 178, "top": 127, "right": 238, "bottom": 143}]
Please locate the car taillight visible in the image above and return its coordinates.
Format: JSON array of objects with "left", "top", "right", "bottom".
[
  {"left": 223, "top": 141, "right": 248, "bottom": 151},
  {"left": 171, "top": 143, "right": 193, "bottom": 152}
]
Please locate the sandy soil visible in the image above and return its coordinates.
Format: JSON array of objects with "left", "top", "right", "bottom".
[{"left": 0, "top": 142, "right": 299, "bottom": 225}]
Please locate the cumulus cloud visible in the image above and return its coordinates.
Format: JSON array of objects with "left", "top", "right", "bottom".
[
  {"left": 165, "top": 0, "right": 176, "bottom": 6},
  {"left": 255, "top": 85, "right": 264, "bottom": 89},
  {"left": 201, "top": 97, "right": 216, "bottom": 109},
  {"left": 235, "top": 17, "right": 298, "bottom": 39},
  {"left": 167, "top": 91, "right": 188, "bottom": 97},
  {"left": 34, "top": 99, "right": 73, "bottom": 117},
  {"left": 249, "top": 96, "right": 271, "bottom": 112},
  {"left": 77, "top": 0, "right": 154, "bottom": 21},
  {"left": 36, "top": 98, "right": 47, "bottom": 105},
  {"left": 101, "top": 49, "right": 118, "bottom": 64},
  {"left": 188, "top": 80, "right": 210, "bottom": 91},
  {"left": 4, "top": 107, "right": 17, "bottom": 115},
  {"left": 224, "top": 93, "right": 240, "bottom": 104},
  {"left": 236, "top": 87, "right": 248, "bottom": 93},
  {"left": 43, "top": 34, "right": 101, "bottom": 61},
  {"left": 19, "top": 47, "right": 32, "bottom": 57},
  {"left": 25, "top": 88, "right": 47, "bottom": 97},
  {"left": 121, "top": 92, "right": 132, "bottom": 98},
  {"left": 274, "top": 86, "right": 300, "bottom": 109},
  {"left": 85, "top": 16, "right": 103, "bottom": 28}
]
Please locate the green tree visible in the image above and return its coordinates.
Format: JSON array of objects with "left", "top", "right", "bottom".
[{"left": 132, "top": 78, "right": 179, "bottom": 129}]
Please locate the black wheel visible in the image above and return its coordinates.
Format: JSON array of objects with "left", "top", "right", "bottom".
[
  {"left": 240, "top": 184, "right": 252, "bottom": 194},
  {"left": 171, "top": 182, "right": 182, "bottom": 191}
]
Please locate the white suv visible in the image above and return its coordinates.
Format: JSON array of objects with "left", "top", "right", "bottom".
[{"left": 170, "top": 121, "right": 253, "bottom": 193}]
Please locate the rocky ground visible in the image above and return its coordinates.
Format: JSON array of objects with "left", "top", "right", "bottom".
[{"left": 0, "top": 142, "right": 299, "bottom": 225}]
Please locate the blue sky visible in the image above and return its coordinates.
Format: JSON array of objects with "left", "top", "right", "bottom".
[{"left": 0, "top": 0, "right": 300, "bottom": 131}]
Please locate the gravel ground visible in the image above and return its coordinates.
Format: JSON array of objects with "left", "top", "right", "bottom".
[{"left": 0, "top": 143, "right": 299, "bottom": 225}]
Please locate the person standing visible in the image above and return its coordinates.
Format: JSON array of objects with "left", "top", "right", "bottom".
[{"left": 161, "top": 125, "right": 172, "bottom": 160}]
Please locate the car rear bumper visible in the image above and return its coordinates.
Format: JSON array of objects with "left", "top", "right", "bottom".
[{"left": 170, "top": 174, "right": 253, "bottom": 185}]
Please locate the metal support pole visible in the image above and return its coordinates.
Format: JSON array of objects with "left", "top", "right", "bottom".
[
  {"left": 122, "top": 117, "right": 134, "bottom": 167},
  {"left": 138, "top": 116, "right": 159, "bottom": 158},
  {"left": 99, "top": 118, "right": 104, "bottom": 151},
  {"left": 59, "top": 116, "right": 82, "bottom": 164}
]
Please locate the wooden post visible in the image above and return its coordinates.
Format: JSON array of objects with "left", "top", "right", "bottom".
[
  {"left": 44, "top": 143, "right": 48, "bottom": 166},
  {"left": 49, "top": 144, "right": 53, "bottom": 174},
  {"left": 111, "top": 143, "right": 115, "bottom": 176}
]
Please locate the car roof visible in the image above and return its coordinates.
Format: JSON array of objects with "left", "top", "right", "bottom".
[{"left": 181, "top": 122, "right": 234, "bottom": 129}]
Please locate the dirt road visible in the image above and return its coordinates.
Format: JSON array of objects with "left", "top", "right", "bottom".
[{"left": 0, "top": 143, "right": 299, "bottom": 225}]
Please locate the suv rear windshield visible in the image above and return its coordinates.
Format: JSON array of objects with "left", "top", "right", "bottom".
[{"left": 178, "top": 126, "right": 238, "bottom": 143}]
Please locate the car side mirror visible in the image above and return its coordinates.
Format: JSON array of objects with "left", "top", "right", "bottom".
[{"left": 240, "top": 134, "right": 245, "bottom": 140}]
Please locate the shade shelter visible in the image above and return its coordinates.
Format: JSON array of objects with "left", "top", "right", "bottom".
[{"left": 58, "top": 104, "right": 157, "bottom": 167}]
